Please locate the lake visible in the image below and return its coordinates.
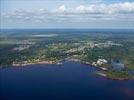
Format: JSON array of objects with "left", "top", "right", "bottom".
[{"left": 0, "top": 61, "right": 134, "bottom": 100}]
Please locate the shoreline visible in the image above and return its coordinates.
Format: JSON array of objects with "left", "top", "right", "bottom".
[
  {"left": 1, "top": 58, "right": 134, "bottom": 80},
  {"left": 96, "top": 71, "right": 133, "bottom": 80},
  {"left": 12, "top": 60, "right": 58, "bottom": 67}
]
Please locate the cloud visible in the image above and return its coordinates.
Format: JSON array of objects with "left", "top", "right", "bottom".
[
  {"left": 1, "top": 2, "right": 134, "bottom": 23},
  {"left": 55, "top": 5, "right": 67, "bottom": 13},
  {"left": 54, "top": 2, "right": 134, "bottom": 14}
]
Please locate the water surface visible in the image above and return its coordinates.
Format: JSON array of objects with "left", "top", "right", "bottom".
[{"left": 0, "top": 61, "right": 134, "bottom": 100}]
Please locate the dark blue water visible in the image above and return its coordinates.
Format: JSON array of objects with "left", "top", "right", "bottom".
[{"left": 0, "top": 61, "right": 134, "bottom": 100}]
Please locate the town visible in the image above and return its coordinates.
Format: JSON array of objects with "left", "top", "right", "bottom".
[{"left": 0, "top": 30, "right": 134, "bottom": 80}]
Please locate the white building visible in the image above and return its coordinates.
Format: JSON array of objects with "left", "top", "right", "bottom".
[{"left": 97, "top": 59, "right": 108, "bottom": 66}]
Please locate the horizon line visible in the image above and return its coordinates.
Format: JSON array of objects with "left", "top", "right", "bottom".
[{"left": 1, "top": 28, "right": 134, "bottom": 30}]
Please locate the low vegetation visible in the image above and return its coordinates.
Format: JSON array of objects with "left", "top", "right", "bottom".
[{"left": 0, "top": 29, "right": 134, "bottom": 80}]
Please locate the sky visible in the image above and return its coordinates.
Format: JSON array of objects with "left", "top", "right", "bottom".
[{"left": 0, "top": 0, "right": 134, "bottom": 29}]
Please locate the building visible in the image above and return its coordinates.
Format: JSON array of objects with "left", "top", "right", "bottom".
[
  {"left": 111, "top": 59, "right": 124, "bottom": 71},
  {"left": 97, "top": 59, "right": 108, "bottom": 66}
]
